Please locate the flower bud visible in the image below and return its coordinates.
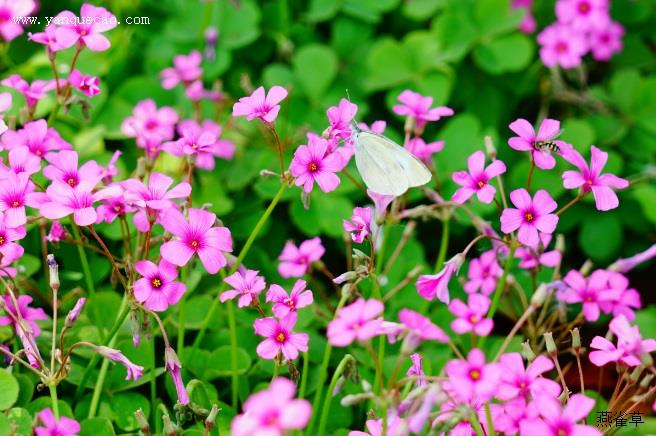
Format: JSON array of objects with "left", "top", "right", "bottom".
[
  {"left": 640, "top": 373, "right": 654, "bottom": 389},
  {"left": 135, "top": 408, "right": 150, "bottom": 434},
  {"left": 47, "top": 254, "right": 59, "bottom": 291},
  {"left": 162, "top": 414, "right": 176, "bottom": 436},
  {"left": 340, "top": 393, "right": 374, "bottom": 406},
  {"left": 641, "top": 350, "right": 654, "bottom": 367},
  {"left": 531, "top": 284, "right": 549, "bottom": 307},
  {"left": 630, "top": 366, "right": 643, "bottom": 382},
  {"left": 333, "top": 271, "right": 357, "bottom": 285},
  {"left": 521, "top": 341, "right": 536, "bottom": 362},
  {"left": 404, "top": 116, "right": 415, "bottom": 135},
  {"left": 571, "top": 328, "right": 581, "bottom": 350},
  {"left": 205, "top": 404, "right": 219, "bottom": 432},
  {"left": 544, "top": 332, "right": 557, "bottom": 354},
  {"left": 555, "top": 234, "right": 565, "bottom": 253},
  {"left": 484, "top": 136, "right": 497, "bottom": 160},
  {"left": 64, "top": 298, "right": 86, "bottom": 328}
]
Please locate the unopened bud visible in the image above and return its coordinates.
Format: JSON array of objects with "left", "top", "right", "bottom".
[
  {"left": 484, "top": 136, "right": 497, "bottom": 160},
  {"left": 64, "top": 298, "right": 86, "bottom": 328},
  {"left": 531, "top": 284, "right": 549, "bottom": 307},
  {"left": 571, "top": 328, "right": 581, "bottom": 350},
  {"left": 361, "top": 379, "right": 372, "bottom": 393},
  {"left": 333, "top": 271, "right": 357, "bottom": 285},
  {"left": 641, "top": 351, "right": 654, "bottom": 367},
  {"left": 558, "top": 390, "right": 570, "bottom": 402},
  {"left": 555, "top": 234, "right": 565, "bottom": 253},
  {"left": 580, "top": 260, "right": 593, "bottom": 276},
  {"left": 640, "top": 373, "right": 654, "bottom": 389},
  {"left": 135, "top": 157, "right": 147, "bottom": 178},
  {"left": 162, "top": 414, "right": 176, "bottom": 436},
  {"left": 205, "top": 404, "right": 219, "bottom": 432},
  {"left": 630, "top": 366, "right": 644, "bottom": 382},
  {"left": 47, "top": 254, "right": 59, "bottom": 291},
  {"left": 404, "top": 116, "right": 415, "bottom": 135},
  {"left": 544, "top": 332, "right": 557, "bottom": 354},
  {"left": 332, "top": 376, "right": 345, "bottom": 396},
  {"left": 135, "top": 408, "right": 150, "bottom": 434},
  {"left": 521, "top": 341, "right": 536, "bottom": 361},
  {"left": 340, "top": 393, "right": 374, "bottom": 406}
]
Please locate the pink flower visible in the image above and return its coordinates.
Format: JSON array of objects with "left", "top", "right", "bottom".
[
  {"left": 0, "top": 119, "right": 72, "bottom": 159},
  {"left": 266, "top": 279, "right": 314, "bottom": 318},
  {"left": 537, "top": 23, "right": 588, "bottom": 69},
  {"left": 0, "top": 146, "right": 41, "bottom": 177},
  {"left": 46, "top": 220, "right": 66, "bottom": 243},
  {"left": 562, "top": 145, "right": 629, "bottom": 211},
  {"left": 290, "top": 134, "right": 342, "bottom": 193},
  {"left": 68, "top": 69, "right": 100, "bottom": 97},
  {"left": 501, "top": 189, "right": 559, "bottom": 247},
  {"left": 449, "top": 294, "right": 494, "bottom": 336},
  {"left": 38, "top": 181, "right": 121, "bottom": 226},
  {"left": 519, "top": 394, "right": 602, "bottom": 436},
  {"left": 0, "top": 294, "right": 47, "bottom": 336},
  {"left": 508, "top": 118, "right": 570, "bottom": 170},
  {"left": 64, "top": 298, "right": 86, "bottom": 327},
  {"left": 392, "top": 90, "right": 454, "bottom": 131},
  {"left": 349, "top": 416, "right": 408, "bottom": 436},
  {"left": 358, "top": 121, "right": 386, "bottom": 134},
  {"left": 28, "top": 23, "right": 77, "bottom": 52},
  {"left": 604, "top": 271, "right": 641, "bottom": 321},
  {"left": 555, "top": 0, "right": 610, "bottom": 31},
  {"left": 464, "top": 250, "right": 502, "bottom": 295},
  {"left": 407, "top": 353, "right": 426, "bottom": 387},
  {"left": 405, "top": 137, "right": 444, "bottom": 164},
  {"left": 232, "top": 377, "right": 311, "bottom": 436},
  {"left": 415, "top": 254, "right": 463, "bottom": 304},
  {"left": 95, "top": 345, "right": 144, "bottom": 380},
  {"left": 121, "top": 99, "right": 179, "bottom": 147},
  {"left": 254, "top": 313, "right": 309, "bottom": 360},
  {"left": 327, "top": 298, "right": 384, "bottom": 346},
  {"left": 165, "top": 346, "right": 189, "bottom": 404},
  {"left": 96, "top": 186, "right": 135, "bottom": 224},
  {"left": 43, "top": 150, "right": 103, "bottom": 188},
  {"left": 326, "top": 98, "right": 358, "bottom": 140},
  {"left": 0, "top": 213, "right": 25, "bottom": 263},
  {"left": 161, "top": 51, "right": 203, "bottom": 89},
  {"left": 35, "top": 408, "right": 80, "bottom": 436},
  {"left": 0, "top": 172, "right": 39, "bottom": 227},
  {"left": 512, "top": 0, "right": 536, "bottom": 33},
  {"left": 277, "top": 237, "right": 324, "bottom": 278},
  {"left": 162, "top": 119, "right": 234, "bottom": 170},
  {"left": 55, "top": 3, "right": 118, "bottom": 51},
  {"left": 589, "top": 314, "right": 656, "bottom": 367},
  {"left": 160, "top": 208, "right": 233, "bottom": 274},
  {"left": 343, "top": 207, "right": 372, "bottom": 243},
  {"left": 1, "top": 75, "right": 55, "bottom": 109},
  {"left": 610, "top": 244, "right": 656, "bottom": 273},
  {"left": 589, "top": 21, "right": 623, "bottom": 61},
  {"left": 398, "top": 308, "right": 449, "bottom": 351},
  {"left": 498, "top": 353, "right": 561, "bottom": 400},
  {"left": 232, "top": 86, "right": 288, "bottom": 124},
  {"left": 452, "top": 151, "right": 506, "bottom": 204},
  {"left": 558, "top": 269, "right": 619, "bottom": 321},
  {"left": 444, "top": 348, "right": 500, "bottom": 402},
  {"left": 134, "top": 260, "right": 186, "bottom": 312},
  {"left": 515, "top": 233, "right": 562, "bottom": 270},
  {"left": 185, "top": 80, "right": 222, "bottom": 102},
  {"left": 367, "top": 189, "right": 395, "bottom": 220},
  {"left": 221, "top": 269, "right": 267, "bottom": 308},
  {"left": 0, "top": 0, "right": 36, "bottom": 42}
]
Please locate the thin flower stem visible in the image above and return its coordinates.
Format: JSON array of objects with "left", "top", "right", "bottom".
[
  {"left": 70, "top": 221, "right": 95, "bottom": 294},
  {"left": 226, "top": 299, "right": 239, "bottom": 408},
  {"left": 575, "top": 350, "right": 585, "bottom": 394},
  {"left": 556, "top": 193, "right": 585, "bottom": 216},
  {"left": 480, "top": 242, "right": 517, "bottom": 349},
  {"left": 493, "top": 305, "right": 535, "bottom": 361},
  {"left": 485, "top": 403, "right": 496, "bottom": 436},
  {"left": 0, "top": 346, "right": 42, "bottom": 377},
  {"left": 527, "top": 158, "right": 535, "bottom": 191},
  {"left": 433, "top": 216, "right": 450, "bottom": 272},
  {"left": 551, "top": 353, "right": 570, "bottom": 400},
  {"left": 50, "top": 55, "right": 61, "bottom": 95},
  {"left": 316, "top": 354, "right": 356, "bottom": 436},
  {"left": 342, "top": 169, "right": 368, "bottom": 195},
  {"left": 298, "top": 351, "right": 309, "bottom": 399},
  {"left": 50, "top": 285, "right": 58, "bottom": 374},
  {"left": 49, "top": 383, "right": 60, "bottom": 420},
  {"left": 266, "top": 123, "right": 286, "bottom": 174},
  {"left": 470, "top": 411, "right": 487, "bottom": 436},
  {"left": 496, "top": 173, "right": 508, "bottom": 210},
  {"left": 382, "top": 221, "right": 416, "bottom": 277},
  {"left": 150, "top": 331, "right": 157, "bottom": 429},
  {"left": 176, "top": 266, "right": 188, "bottom": 354},
  {"left": 88, "top": 226, "right": 128, "bottom": 290}
]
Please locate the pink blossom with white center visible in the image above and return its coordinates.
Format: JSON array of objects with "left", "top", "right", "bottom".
[
  {"left": 161, "top": 50, "right": 203, "bottom": 89},
  {"left": 43, "top": 150, "right": 104, "bottom": 188},
  {"left": 54, "top": 3, "right": 118, "bottom": 51},
  {"left": 452, "top": 151, "right": 506, "bottom": 204},
  {"left": 508, "top": 118, "right": 571, "bottom": 170},
  {"left": 290, "top": 134, "right": 342, "bottom": 193},
  {"left": 449, "top": 293, "right": 494, "bottom": 336},
  {"left": 121, "top": 99, "right": 179, "bottom": 148},
  {"left": 519, "top": 394, "right": 602, "bottom": 436},
  {"left": 589, "top": 314, "right": 656, "bottom": 367},
  {"left": 0, "top": 0, "right": 35, "bottom": 41},
  {"left": 68, "top": 69, "right": 101, "bottom": 97},
  {"left": 555, "top": 0, "right": 610, "bottom": 31},
  {"left": 220, "top": 268, "right": 267, "bottom": 308},
  {"left": 415, "top": 254, "right": 463, "bottom": 304},
  {"left": 343, "top": 206, "right": 373, "bottom": 243},
  {"left": 327, "top": 298, "right": 384, "bottom": 347},
  {"left": 266, "top": 279, "right": 314, "bottom": 318},
  {"left": 232, "top": 377, "right": 311, "bottom": 436},
  {"left": 515, "top": 233, "right": 562, "bottom": 270},
  {"left": 501, "top": 189, "right": 559, "bottom": 248},
  {"left": 278, "top": 237, "right": 325, "bottom": 278},
  {"left": 405, "top": 137, "right": 445, "bottom": 165},
  {"left": 326, "top": 98, "right": 358, "bottom": 140},
  {"left": 0, "top": 213, "right": 25, "bottom": 263},
  {"left": 464, "top": 250, "right": 502, "bottom": 295},
  {"left": 0, "top": 172, "right": 40, "bottom": 227},
  {"left": 38, "top": 181, "right": 121, "bottom": 226},
  {"left": 28, "top": 23, "right": 78, "bottom": 53},
  {"left": 537, "top": 23, "right": 588, "bottom": 69},
  {"left": 562, "top": 145, "right": 629, "bottom": 211},
  {"left": 557, "top": 269, "right": 620, "bottom": 321},
  {"left": 1, "top": 75, "right": 54, "bottom": 109},
  {"left": 392, "top": 90, "right": 454, "bottom": 131},
  {"left": 254, "top": 312, "right": 309, "bottom": 360},
  {"left": 0, "top": 119, "right": 72, "bottom": 159},
  {"left": 232, "top": 85, "right": 288, "bottom": 124},
  {"left": 497, "top": 352, "right": 561, "bottom": 400},
  {"left": 160, "top": 208, "right": 233, "bottom": 274},
  {"left": 35, "top": 408, "right": 80, "bottom": 436},
  {"left": 0, "top": 146, "right": 41, "bottom": 177},
  {"left": 134, "top": 260, "right": 186, "bottom": 312},
  {"left": 444, "top": 348, "right": 501, "bottom": 403},
  {"left": 589, "top": 20, "right": 624, "bottom": 61}
]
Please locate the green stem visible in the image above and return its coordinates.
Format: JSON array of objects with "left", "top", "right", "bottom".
[
  {"left": 150, "top": 328, "right": 157, "bottom": 428},
  {"left": 480, "top": 242, "right": 517, "bottom": 349},
  {"left": 49, "top": 383, "right": 60, "bottom": 420},
  {"left": 177, "top": 267, "right": 188, "bottom": 354},
  {"left": 470, "top": 411, "right": 486, "bottom": 436},
  {"left": 316, "top": 354, "right": 356, "bottom": 436},
  {"left": 485, "top": 403, "right": 497, "bottom": 436},
  {"left": 226, "top": 299, "right": 239, "bottom": 408},
  {"left": 299, "top": 351, "right": 309, "bottom": 399},
  {"left": 70, "top": 222, "right": 95, "bottom": 294},
  {"left": 434, "top": 217, "right": 450, "bottom": 272}
]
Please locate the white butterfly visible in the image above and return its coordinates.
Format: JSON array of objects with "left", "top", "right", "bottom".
[{"left": 351, "top": 123, "right": 432, "bottom": 196}]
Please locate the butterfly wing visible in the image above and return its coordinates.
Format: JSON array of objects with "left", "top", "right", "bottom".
[{"left": 354, "top": 131, "right": 431, "bottom": 196}]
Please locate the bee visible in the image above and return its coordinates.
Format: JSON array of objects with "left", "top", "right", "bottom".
[{"left": 534, "top": 140, "right": 560, "bottom": 154}]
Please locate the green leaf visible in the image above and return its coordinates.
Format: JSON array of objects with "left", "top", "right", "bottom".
[
  {"left": 364, "top": 38, "right": 413, "bottom": 91},
  {"left": 205, "top": 346, "right": 252, "bottom": 379},
  {"left": 474, "top": 0, "right": 524, "bottom": 39},
  {"left": 216, "top": 0, "right": 261, "bottom": 49},
  {"left": 635, "top": 306, "right": 656, "bottom": 339},
  {"left": 6, "top": 408, "right": 31, "bottom": 436},
  {"left": 473, "top": 34, "right": 534, "bottom": 74},
  {"left": 16, "top": 254, "right": 40, "bottom": 278},
  {"left": 27, "top": 397, "right": 74, "bottom": 418},
  {"left": 560, "top": 119, "right": 596, "bottom": 152},
  {"left": 0, "top": 369, "right": 19, "bottom": 410},
  {"left": 402, "top": 0, "right": 446, "bottom": 21},
  {"left": 112, "top": 392, "right": 150, "bottom": 431},
  {"left": 632, "top": 186, "right": 656, "bottom": 225},
  {"left": 13, "top": 374, "right": 34, "bottom": 407},
  {"left": 432, "top": 10, "right": 477, "bottom": 63},
  {"left": 80, "top": 417, "right": 116, "bottom": 436},
  {"left": 292, "top": 44, "right": 338, "bottom": 100},
  {"left": 306, "top": 0, "right": 340, "bottom": 22},
  {"left": 578, "top": 213, "right": 623, "bottom": 262},
  {"left": 86, "top": 291, "right": 122, "bottom": 333}
]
